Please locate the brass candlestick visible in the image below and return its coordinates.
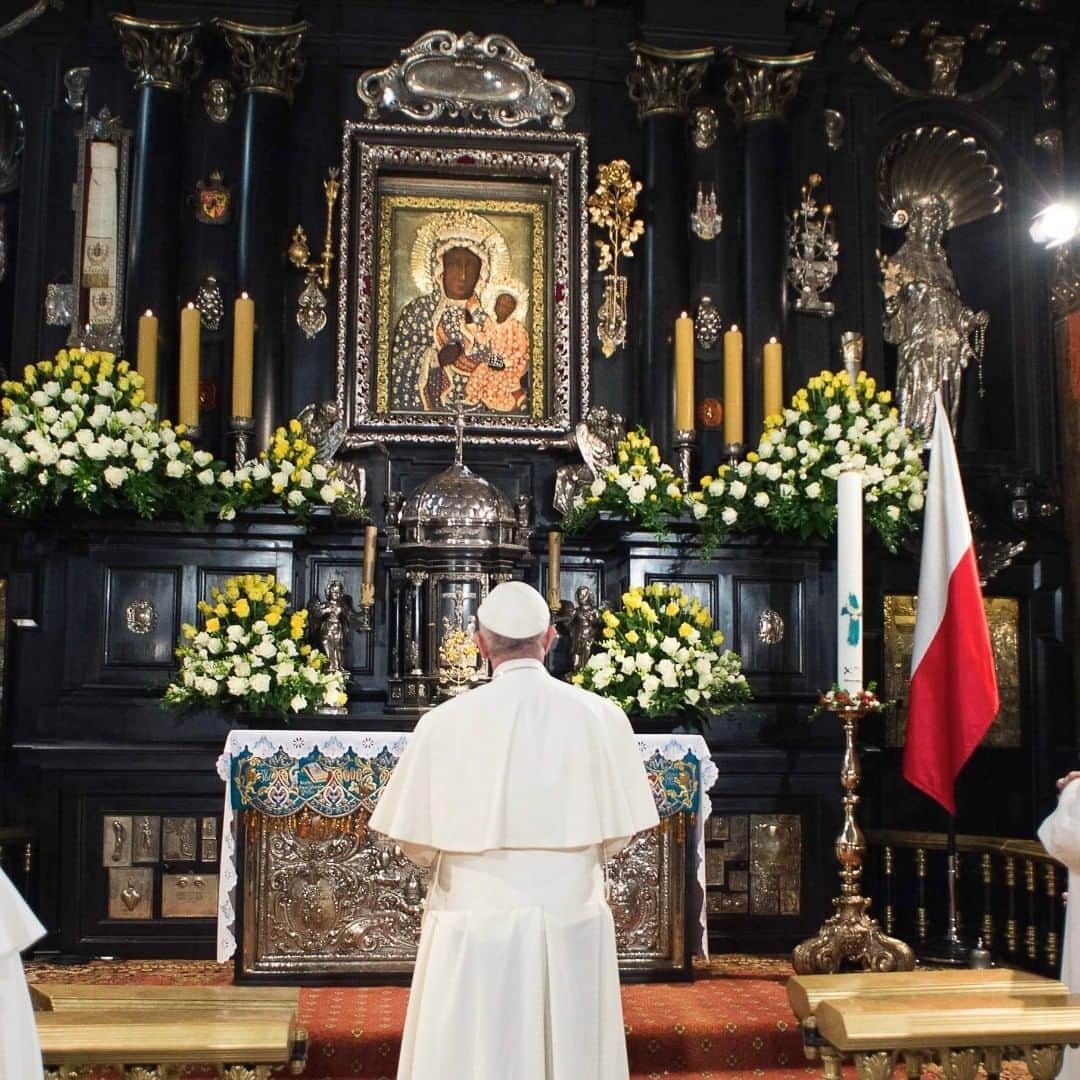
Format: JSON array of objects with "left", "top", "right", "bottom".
[
  {"left": 230, "top": 416, "right": 253, "bottom": 470},
  {"left": 674, "top": 429, "right": 695, "bottom": 486},
  {"left": 792, "top": 705, "right": 915, "bottom": 974},
  {"left": 288, "top": 167, "right": 341, "bottom": 338}
]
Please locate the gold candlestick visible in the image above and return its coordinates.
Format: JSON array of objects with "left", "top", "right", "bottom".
[
  {"left": 288, "top": 167, "right": 341, "bottom": 338},
  {"left": 792, "top": 705, "right": 915, "bottom": 974},
  {"left": 547, "top": 531, "right": 562, "bottom": 612}
]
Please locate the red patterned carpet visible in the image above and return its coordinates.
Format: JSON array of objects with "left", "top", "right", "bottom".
[{"left": 25, "top": 955, "right": 813, "bottom": 1080}]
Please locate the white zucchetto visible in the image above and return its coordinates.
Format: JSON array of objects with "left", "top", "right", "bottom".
[{"left": 476, "top": 581, "right": 551, "bottom": 640}]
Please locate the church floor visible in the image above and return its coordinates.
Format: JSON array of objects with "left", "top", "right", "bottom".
[{"left": 24, "top": 954, "right": 811, "bottom": 1079}]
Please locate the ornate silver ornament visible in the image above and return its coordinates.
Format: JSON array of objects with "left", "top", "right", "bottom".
[
  {"left": 195, "top": 275, "right": 224, "bottom": 332},
  {"left": 758, "top": 609, "right": 785, "bottom": 645},
  {"left": 0, "top": 86, "right": 24, "bottom": 195},
  {"left": 690, "top": 183, "right": 722, "bottom": 241},
  {"left": 45, "top": 283, "right": 75, "bottom": 326},
  {"left": 297, "top": 274, "right": 327, "bottom": 339},
  {"left": 787, "top": 174, "right": 838, "bottom": 317},
  {"left": 824, "top": 108, "right": 845, "bottom": 151},
  {"left": 125, "top": 599, "right": 158, "bottom": 635},
  {"left": 694, "top": 297, "right": 722, "bottom": 350},
  {"left": 64, "top": 66, "right": 90, "bottom": 112},
  {"left": 357, "top": 30, "right": 575, "bottom": 130},
  {"left": 691, "top": 105, "right": 718, "bottom": 150},
  {"left": 203, "top": 77, "right": 234, "bottom": 123}
]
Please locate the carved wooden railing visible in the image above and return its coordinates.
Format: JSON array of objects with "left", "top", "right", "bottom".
[{"left": 866, "top": 829, "right": 1066, "bottom": 976}]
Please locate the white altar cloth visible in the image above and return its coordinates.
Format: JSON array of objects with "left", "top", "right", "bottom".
[{"left": 215, "top": 729, "right": 716, "bottom": 963}]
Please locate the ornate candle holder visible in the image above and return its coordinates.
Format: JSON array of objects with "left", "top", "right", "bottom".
[
  {"left": 724, "top": 441, "right": 745, "bottom": 468},
  {"left": 792, "top": 700, "right": 915, "bottom": 974},
  {"left": 230, "top": 416, "right": 253, "bottom": 470},
  {"left": 674, "top": 429, "right": 695, "bottom": 486},
  {"left": 840, "top": 330, "right": 863, "bottom": 387},
  {"left": 288, "top": 167, "right": 341, "bottom": 339}
]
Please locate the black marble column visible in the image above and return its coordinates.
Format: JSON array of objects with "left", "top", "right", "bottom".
[
  {"left": 215, "top": 19, "right": 309, "bottom": 453},
  {"left": 627, "top": 44, "right": 712, "bottom": 461},
  {"left": 725, "top": 53, "right": 813, "bottom": 446},
  {"left": 112, "top": 16, "right": 202, "bottom": 425}
]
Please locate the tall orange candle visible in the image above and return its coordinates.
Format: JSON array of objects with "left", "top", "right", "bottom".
[
  {"left": 674, "top": 311, "right": 695, "bottom": 431},
  {"left": 232, "top": 292, "right": 255, "bottom": 420},
  {"left": 361, "top": 524, "right": 378, "bottom": 606},
  {"left": 178, "top": 302, "right": 201, "bottom": 431},
  {"left": 136, "top": 309, "right": 158, "bottom": 407},
  {"left": 723, "top": 325, "right": 744, "bottom": 446},
  {"left": 763, "top": 336, "right": 783, "bottom": 420}
]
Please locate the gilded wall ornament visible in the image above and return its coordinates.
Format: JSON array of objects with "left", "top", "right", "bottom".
[
  {"left": 690, "top": 184, "right": 722, "bottom": 241},
  {"left": 203, "top": 77, "right": 234, "bottom": 123},
  {"left": 691, "top": 105, "right": 718, "bottom": 150},
  {"left": 787, "top": 173, "right": 838, "bottom": 317},
  {"left": 214, "top": 18, "right": 309, "bottom": 103},
  {"left": 627, "top": 42, "right": 713, "bottom": 120},
  {"left": 357, "top": 30, "right": 575, "bottom": 130},
  {"left": 850, "top": 38, "right": 1022, "bottom": 103},
  {"left": 195, "top": 275, "right": 224, "bottom": 331},
  {"left": 724, "top": 53, "right": 814, "bottom": 124},
  {"left": 111, "top": 14, "right": 203, "bottom": 92},
  {"left": 193, "top": 171, "right": 231, "bottom": 225}
]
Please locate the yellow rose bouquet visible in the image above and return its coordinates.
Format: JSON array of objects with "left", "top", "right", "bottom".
[
  {"left": 164, "top": 573, "right": 347, "bottom": 722},
  {"left": 572, "top": 582, "right": 750, "bottom": 731},
  {"left": 562, "top": 428, "right": 685, "bottom": 537}
]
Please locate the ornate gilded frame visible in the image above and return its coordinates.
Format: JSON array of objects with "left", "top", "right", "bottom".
[{"left": 337, "top": 122, "right": 589, "bottom": 448}]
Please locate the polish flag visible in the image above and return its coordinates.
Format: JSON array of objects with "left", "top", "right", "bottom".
[{"left": 902, "top": 393, "right": 999, "bottom": 815}]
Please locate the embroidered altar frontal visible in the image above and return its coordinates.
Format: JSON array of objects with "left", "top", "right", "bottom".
[{"left": 218, "top": 731, "right": 715, "bottom": 983}]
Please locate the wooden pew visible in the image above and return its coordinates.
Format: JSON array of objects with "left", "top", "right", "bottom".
[
  {"left": 787, "top": 970, "right": 1073, "bottom": 1080},
  {"left": 811, "top": 990, "right": 1080, "bottom": 1080},
  {"left": 30, "top": 983, "right": 306, "bottom": 1079}
]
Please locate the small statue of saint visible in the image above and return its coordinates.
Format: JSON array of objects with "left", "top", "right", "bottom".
[
  {"left": 557, "top": 585, "right": 606, "bottom": 674},
  {"left": 309, "top": 580, "right": 361, "bottom": 676}
]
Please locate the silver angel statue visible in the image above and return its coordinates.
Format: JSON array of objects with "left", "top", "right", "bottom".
[
  {"left": 552, "top": 405, "right": 625, "bottom": 516},
  {"left": 297, "top": 400, "right": 367, "bottom": 508},
  {"left": 555, "top": 585, "right": 606, "bottom": 674},
  {"left": 876, "top": 127, "right": 1002, "bottom": 439},
  {"left": 309, "top": 580, "right": 361, "bottom": 676},
  {"left": 879, "top": 195, "right": 988, "bottom": 438}
]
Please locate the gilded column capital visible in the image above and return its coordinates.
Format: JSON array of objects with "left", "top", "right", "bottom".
[
  {"left": 627, "top": 42, "right": 714, "bottom": 121},
  {"left": 724, "top": 52, "right": 815, "bottom": 123},
  {"left": 111, "top": 15, "right": 203, "bottom": 92},
  {"left": 213, "top": 19, "right": 311, "bottom": 104}
]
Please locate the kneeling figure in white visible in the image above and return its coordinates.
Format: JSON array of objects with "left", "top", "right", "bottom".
[{"left": 370, "top": 581, "right": 660, "bottom": 1080}]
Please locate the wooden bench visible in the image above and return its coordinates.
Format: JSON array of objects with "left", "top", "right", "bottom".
[
  {"left": 31, "top": 983, "right": 306, "bottom": 1080},
  {"left": 787, "top": 971, "right": 1073, "bottom": 1080}
]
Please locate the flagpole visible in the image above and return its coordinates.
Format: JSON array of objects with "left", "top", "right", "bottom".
[{"left": 920, "top": 813, "right": 971, "bottom": 965}]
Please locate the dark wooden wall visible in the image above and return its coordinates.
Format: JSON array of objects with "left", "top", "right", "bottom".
[{"left": 0, "top": 0, "right": 1076, "bottom": 959}]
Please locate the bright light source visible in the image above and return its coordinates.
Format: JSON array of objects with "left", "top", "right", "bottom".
[{"left": 1030, "top": 202, "right": 1080, "bottom": 248}]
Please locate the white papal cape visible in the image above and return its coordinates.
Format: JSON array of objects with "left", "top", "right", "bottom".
[
  {"left": 0, "top": 867, "right": 45, "bottom": 1080},
  {"left": 369, "top": 657, "right": 660, "bottom": 1080},
  {"left": 1039, "top": 780, "right": 1080, "bottom": 1080}
]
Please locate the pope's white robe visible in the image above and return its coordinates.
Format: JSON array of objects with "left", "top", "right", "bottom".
[
  {"left": 1038, "top": 779, "right": 1080, "bottom": 1080},
  {"left": 369, "top": 657, "right": 660, "bottom": 1080},
  {"left": 0, "top": 867, "right": 44, "bottom": 1080}
]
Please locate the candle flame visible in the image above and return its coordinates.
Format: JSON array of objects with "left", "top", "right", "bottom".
[
  {"left": 680, "top": 311, "right": 689, "bottom": 319},
  {"left": 730, "top": 325, "right": 739, "bottom": 332},
  {"left": 144, "top": 309, "right": 153, "bottom": 318},
  {"left": 768, "top": 336, "right": 778, "bottom": 344},
  {"left": 186, "top": 301, "right": 195, "bottom": 309},
  {"left": 241, "top": 291, "right": 249, "bottom": 300}
]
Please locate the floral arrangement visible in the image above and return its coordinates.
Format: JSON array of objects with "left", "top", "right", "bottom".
[
  {"left": 571, "top": 582, "right": 750, "bottom": 731},
  {"left": 813, "top": 682, "right": 888, "bottom": 716},
  {"left": 219, "top": 419, "right": 364, "bottom": 522},
  {"left": 562, "top": 428, "right": 687, "bottom": 536},
  {"left": 0, "top": 350, "right": 221, "bottom": 521},
  {"left": 694, "top": 369, "right": 926, "bottom": 553},
  {"left": 0, "top": 350, "right": 368, "bottom": 526},
  {"left": 164, "top": 573, "right": 347, "bottom": 722}
]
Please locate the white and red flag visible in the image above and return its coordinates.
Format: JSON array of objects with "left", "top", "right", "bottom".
[{"left": 902, "top": 393, "right": 999, "bottom": 814}]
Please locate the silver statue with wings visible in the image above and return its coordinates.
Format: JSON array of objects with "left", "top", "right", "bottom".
[
  {"left": 297, "top": 401, "right": 367, "bottom": 508},
  {"left": 552, "top": 405, "right": 625, "bottom": 516}
]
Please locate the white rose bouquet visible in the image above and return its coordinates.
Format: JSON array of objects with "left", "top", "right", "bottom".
[
  {"left": 0, "top": 350, "right": 221, "bottom": 521},
  {"left": 164, "top": 573, "right": 347, "bottom": 722},
  {"left": 572, "top": 582, "right": 750, "bottom": 731},
  {"left": 219, "top": 419, "right": 365, "bottom": 522},
  {"left": 562, "top": 428, "right": 685, "bottom": 537},
  {"left": 694, "top": 369, "right": 926, "bottom": 553}
]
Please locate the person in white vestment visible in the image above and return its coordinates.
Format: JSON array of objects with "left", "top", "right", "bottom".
[
  {"left": 369, "top": 580, "right": 660, "bottom": 1080},
  {"left": 1038, "top": 771, "right": 1080, "bottom": 1080},
  {"left": 0, "top": 866, "right": 45, "bottom": 1080}
]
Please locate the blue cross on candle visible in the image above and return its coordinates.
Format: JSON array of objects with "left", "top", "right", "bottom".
[{"left": 841, "top": 592, "right": 862, "bottom": 646}]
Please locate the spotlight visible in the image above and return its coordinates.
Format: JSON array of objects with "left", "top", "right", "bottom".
[{"left": 1029, "top": 201, "right": 1080, "bottom": 248}]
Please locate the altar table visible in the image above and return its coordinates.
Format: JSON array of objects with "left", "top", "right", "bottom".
[{"left": 216, "top": 730, "right": 716, "bottom": 982}]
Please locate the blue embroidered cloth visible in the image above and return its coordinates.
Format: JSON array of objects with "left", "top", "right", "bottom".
[{"left": 229, "top": 743, "right": 702, "bottom": 820}]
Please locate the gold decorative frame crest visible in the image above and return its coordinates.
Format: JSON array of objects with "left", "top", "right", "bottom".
[{"left": 336, "top": 122, "right": 589, "bottom": 448}]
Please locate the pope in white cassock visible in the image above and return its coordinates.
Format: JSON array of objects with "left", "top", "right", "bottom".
[
  {"left": 369, "top": 580, "right": 660, "bottom": 1080},
  {"left": 1038, "top": 771, "right": 1080, "bottom": 1080},
  {"left": 0, "top": 866, "right": 45, "bottom": 1080}
]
